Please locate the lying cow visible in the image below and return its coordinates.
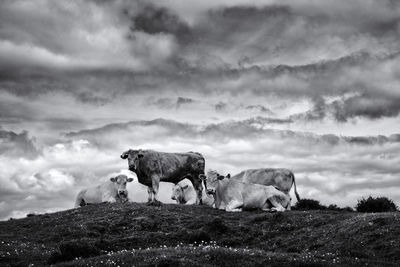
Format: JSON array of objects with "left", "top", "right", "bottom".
[
  {"left": 171, "top": 178, "right": 214, "bottom": 206},
  {"left": 121, "top": 149, "right": 205, "bottom": 205},
  {"left": 74, "top": 175, "right": 133, "bottom": 207},
  {"left": 201, "top": 170, "right": 291, "bottom": 212},
  {"left": 171, "top": 179, "right": 197, "bottom": 205},
  {"left": 230, "top": 168, "right": 300, "bottom": 201}
]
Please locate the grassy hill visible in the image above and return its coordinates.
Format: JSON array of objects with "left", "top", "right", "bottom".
[{"left": 1, "top": 203, "right": 400, "bottom": 266}]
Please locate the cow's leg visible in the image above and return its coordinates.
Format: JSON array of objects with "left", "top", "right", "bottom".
[
  {"left": 147, "top": 187, "right": 153, "bottom": 203},
  {"left": 190, "top": 175, "right": 203, "bottom": 205},
  {"left": 286, "top": 195, "right": 292, "bottom": 210},
  {"left": 268, "top": 197, "right": 286, "bottom": 212},
  {"left": 196, "top": 189, "right": 203, "bottom": 205},
  {"left": 150, "top": 175, "right": 161, "bottom": 205},
  {"left": 226, "top": 199, "right": 243, "bottom": 212},
  {"left": 261, "top": 201, "right": 271, "bottom": 212},
  {"left": 102, "top": 193, "right": 117, "bottom": 203}
]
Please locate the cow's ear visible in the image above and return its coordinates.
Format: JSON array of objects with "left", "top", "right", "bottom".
[
  {"left": 226, "top": 174, "right": 231, "bottom": 178},
  {"left": 127, "top": 178, "right": 134, "bottom": 182},
  {"left": 182, "top": 185, "right": 189, "bottom": 190},
  {"left": 120, "top": 153, "right": 128, "bottom": 159},
  {"left": 138, "top": 153, "right": 144, "bottom": 159},
  {"left": 110, "top": 177, "right": 116, "bottom": 183},
  {"left": 199, "top": 174, "right": 206, "bottom": 180}
]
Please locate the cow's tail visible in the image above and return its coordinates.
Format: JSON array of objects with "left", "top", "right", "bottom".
[{"left": 291, "top": 173, "right": 301, "bottom": 202}]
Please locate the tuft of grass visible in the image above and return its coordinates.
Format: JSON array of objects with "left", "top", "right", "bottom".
[{"left": 48, "top": 238, "right": 101, "bottom": 264}]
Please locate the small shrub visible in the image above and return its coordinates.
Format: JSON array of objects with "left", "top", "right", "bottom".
[
  {"left": 327, "top": 204, "right": 341, "bottom": 211},
  {"left": 356, "top": 196, "right": 397, "bottom": 213},
  {"left": 293, "top": 199, "right": 327, "bottom": 210},
  {"left": 342, "top": 206, "right": 354, "bottom": 212},
  {"left": 327, "top": 204, "right": 354, "bottom": 212}
]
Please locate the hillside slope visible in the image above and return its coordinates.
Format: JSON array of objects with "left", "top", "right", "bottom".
[{"left": 0, "top": 203, "right": 399, "bottom": 266}]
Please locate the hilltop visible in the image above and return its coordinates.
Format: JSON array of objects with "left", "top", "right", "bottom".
[{"left": 1, "top": 203, "right": 399, "bottom": 266}]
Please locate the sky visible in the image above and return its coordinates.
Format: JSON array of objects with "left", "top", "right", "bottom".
[{"left": 0, "top": 0, "right": 400, "bottom": 220}]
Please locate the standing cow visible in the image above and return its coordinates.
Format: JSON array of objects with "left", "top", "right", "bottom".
[
  {"left": 230, "top": 168, "right": 300, "bottom": 201},
  {"left": 121, "top": 149, "right": 205, "bottom": 205}
]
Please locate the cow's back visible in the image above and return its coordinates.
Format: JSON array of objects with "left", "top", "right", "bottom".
[
  {"left": 158, "top": 152, "right": 204, "bottom": 181},
  {"left": 231, "top": 168, "right": 294, "bottom": 193},
  {"left": 138, "top": 151, "right": 205, "bottom": 185}
]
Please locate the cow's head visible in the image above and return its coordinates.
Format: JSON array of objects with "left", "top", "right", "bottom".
[
  {"left": 171, "top": 184, "right": 189, "bottom": 204},
  {"left": 200, "top": 170, "right": 230, "bottom": 194},
  {"left": 110, "top": 174, "right": 134, "bottom": 200},
  {"left": 120, "top": 149, "right": 144, "bottom": 172}
]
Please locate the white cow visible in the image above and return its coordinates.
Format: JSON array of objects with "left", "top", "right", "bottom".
[
  {"left": 230, "top": 168, "right": 300, "bottom": 201},
  {"left": 171, "top": 178, "right": 214, "bottom": 206},
  {"left": 201, "top": 170, "right": 291, "bottom": 212},
  {"left": 75, "top": 175, "right": 133, "bottom": 207}
]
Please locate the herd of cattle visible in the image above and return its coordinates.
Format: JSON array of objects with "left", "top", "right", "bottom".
[{"left": 75, "top": 149, "right": 300, "bottom": 212}]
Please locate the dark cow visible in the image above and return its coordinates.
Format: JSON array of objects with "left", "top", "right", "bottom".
[{"left": 121, "top": 149, "right": 205, "bottom": 204}]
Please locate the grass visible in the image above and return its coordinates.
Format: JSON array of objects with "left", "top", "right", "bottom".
[{"left": 0, "top": 202, "right": 399, "bottom": 266}]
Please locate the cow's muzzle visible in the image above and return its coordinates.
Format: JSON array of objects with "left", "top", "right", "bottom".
[
  {"left": 118, "top": 190, "right": 128, "bottom": 197},
  {"left": 206, "top": 189, "right": 216, "bottom": 195},
  {"left": 128, "top": 165, "right": 136, "bottom": 172}
]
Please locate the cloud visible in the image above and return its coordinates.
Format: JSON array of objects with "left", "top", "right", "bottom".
[
  {"left": 331, "top": 94, "right": 400, "bottom": 122},
  {"left": 176, "top": 97, "right": 195, "bottom": 108},
  {"left": 244, "top": 105, "right": 274, "bottom": 115},
  {"left": 145, "top": 96, "right": 195, "bottom": 109},
  {"left": 130, "top": 3, "right": 191, "bottom": 41},
  {"left": 0, "top": 130, "right": 40, "bottom": 159},
  {"left": 215, "top": 102, "right": 227, "bottom": 112},
  {"left": 66, "top": 118, "right": 400, "bottom": 148}
]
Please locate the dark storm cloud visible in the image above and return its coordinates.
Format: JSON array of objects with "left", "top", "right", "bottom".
[
  {"left": 1, "top": 0, "right": 399, "bottom": 123},
  {"left": 66, "top": 118, "right": 400, "bottom": 147},
  {"left": 145, "top": 97, "right": 195, "bottom": 109},
  {"left": 176, "top": 97, "right": 195, "bottom": 108},
  {"left": 331, "top": 94, "right": 400, "bottom": 122},
  {"left": 215, "top": 102, "right": 227, "bottom": 112},
  {"left": 0, "top": 130, "right": 40, "bottom": 159},
  {"left": 129, "top": 4, "right": 191, "bottom": 42}
]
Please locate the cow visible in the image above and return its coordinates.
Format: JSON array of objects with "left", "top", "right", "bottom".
[
  {"left": 171, "top": 179, "right": 197, "bottom": 205},
  {"left": 121, "top": 149, "right": 205, "bottom": 205},
  {"left": 171, "top": 178, "right": 215, "bottom": 206},
  {"left": 230, "top": 168, "right": 300, "bottom": 201},
  {"left": 74, "top": 175, "right": 133, "bottom": 207},
  {"left": 200, "top": 170, "right": 291, "bottom": 212}
]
